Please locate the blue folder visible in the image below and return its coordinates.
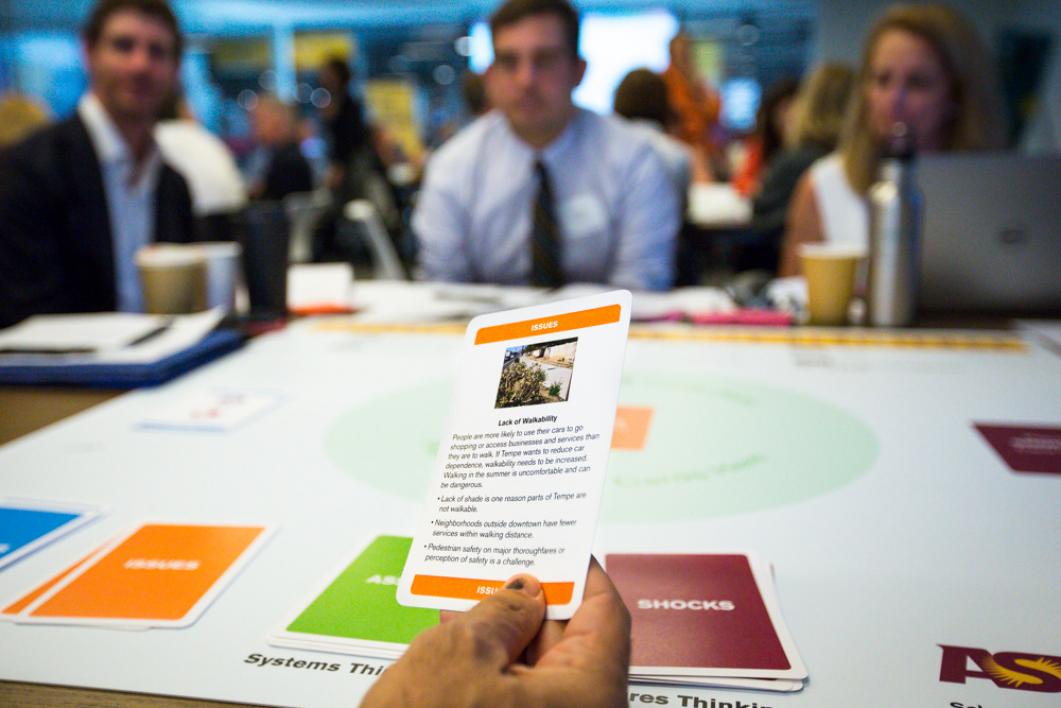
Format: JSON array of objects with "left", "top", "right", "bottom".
[{"left": 0, "top": 330, "right": 243, "bottom": 388}]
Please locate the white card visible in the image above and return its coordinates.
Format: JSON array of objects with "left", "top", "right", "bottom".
[
  {"left": 138, "top": 390, "right": 283, "bottom": 432},
  {"left": 287, "top": 263, "right": 355, "bottom": 313},
  {"left": 397, "top": 291, "right": 631, "bottom": 620},
  {"left": 632, "top": 676, "right": 804, "bottom": 692}
]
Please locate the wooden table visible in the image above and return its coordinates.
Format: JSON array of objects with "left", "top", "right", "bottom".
[{"left": 0, "top": 387, "right": 122, "bottom": 446}]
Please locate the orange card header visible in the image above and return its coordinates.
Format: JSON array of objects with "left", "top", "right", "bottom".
[
  {"left": 474, "top": 304, "right": 621, "bottom": 345},
  {"left": 411, "top": 574, "right": 574, "bottom": 605}
]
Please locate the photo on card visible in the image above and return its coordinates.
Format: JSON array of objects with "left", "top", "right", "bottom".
[{"left": 495, "top": 337, "right": 578, "bottom": 408}]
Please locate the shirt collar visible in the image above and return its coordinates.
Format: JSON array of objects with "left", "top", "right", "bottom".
[
  {"left": 79, "top": 92, "right": 129, "bottom": 165},
  {"left": 630, "top": 118, "right": 663, "bottom": 134},
  {"left": 78, "top": 92, "right": 162, "bottom": 188},
  {"left": 502, "top": 106, "right": 584, "bottom": 168},
  {"left": 540, "top": 108, "right": 582, "bottom": 166}
]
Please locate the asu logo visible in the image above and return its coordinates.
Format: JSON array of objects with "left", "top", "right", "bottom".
[{"left": 939, "top": 645, "right": 1061, "bottom": 693}]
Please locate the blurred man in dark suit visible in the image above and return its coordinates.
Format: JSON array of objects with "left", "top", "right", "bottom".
[
  {"left": 247, "top": 96, "right": 315, "bottom": 202},
  {"left": 318, "top": 56, "right": 368, "bottom": 192},
  {"left": 0, "top": 0, "right": 193, "bottom": 328}
]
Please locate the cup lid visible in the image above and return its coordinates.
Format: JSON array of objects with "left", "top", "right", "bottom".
[
  {"left": 195, "top": 242, "right": 242, "bottom": 258},
  {"left": 797, "top": 242, "right": 868, "bottom": 259},
  {"left": 135, "top": 244, "right": 206, "bottom": 267}
]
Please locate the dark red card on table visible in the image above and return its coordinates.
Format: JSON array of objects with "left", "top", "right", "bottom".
[
  {"left": 975, "top": 424, "right": 1061, "bottom": 475},
  {"left": 605, "top": 553, "right": 805, "bottom": 678}
]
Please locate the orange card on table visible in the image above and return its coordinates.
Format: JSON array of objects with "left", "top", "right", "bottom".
[
  {"left": 612, "top": 406, "right": 654, "bottom": 450},
  {"left": 1, "top": 544, "right": 106, "bottom": 618},
  {"left": 14, "top": 523, "right": 272, "bottom": 627}
]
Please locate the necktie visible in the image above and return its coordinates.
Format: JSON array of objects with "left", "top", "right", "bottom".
[{"left": 530, "top": 159, "right": 564, "bottom": 287}]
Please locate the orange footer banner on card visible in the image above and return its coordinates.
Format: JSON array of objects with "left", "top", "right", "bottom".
[{"left": 411, "top": 575, "right": 574, "bottom": 605}]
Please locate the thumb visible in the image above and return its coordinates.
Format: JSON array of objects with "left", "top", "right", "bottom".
[{"left": 454, "top": 574, "right": 546, "bottom": 668}]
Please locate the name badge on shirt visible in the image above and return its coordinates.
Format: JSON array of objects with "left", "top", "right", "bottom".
[{"left": 558, "top": 194, "right": 608, "bottom": 239}]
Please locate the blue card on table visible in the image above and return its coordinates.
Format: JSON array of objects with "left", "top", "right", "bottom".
[{"left": 0, "top": 500, "right": 101, "bottom": 570}]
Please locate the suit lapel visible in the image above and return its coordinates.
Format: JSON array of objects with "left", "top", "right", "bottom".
[{"left": 64, "top": 115, "right": 116, "bottom": 307}]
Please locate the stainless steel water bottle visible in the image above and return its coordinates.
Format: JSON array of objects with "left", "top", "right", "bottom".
[{"left": 867, "top": 123, "right": 922, "bottom": 327}]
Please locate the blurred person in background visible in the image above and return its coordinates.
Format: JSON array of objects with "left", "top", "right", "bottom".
[
  {"left": 248, "top": 96, "right": 315, "bottom": 202},
  {"left": 743, "top": 63, "right": 854, "bottom": 274},
  {"left": 413, "top": 0, "right": 679, "bottom": 291},
  {"left": 662, "top": 32, "right": 723, "bottom": 179},
  {"left": 612, "top": 67, "right": 695, "bottom": 201},
  {"left": 0, "top": 94, "right": 51, "bottom": 148},
  {"left": 155, "top": 91, "right": 246, "bottom": 239},
  {"left": 1020, "top": 45, "right": 1061, "bottom": 153},
  {"left": 0, "top": 0, "right": 193, "bottom": 328},
  {"left": 731, "top": 76, "right": 799, "bottom": 197},
  {"left": 318, "top": 56, "right": 368, "bottom": 192},
  {"left": 779, "top": 3, "right": 1004, "bottom": 276}
]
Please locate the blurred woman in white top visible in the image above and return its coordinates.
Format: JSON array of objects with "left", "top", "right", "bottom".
[{"left": 779, "top": 3, "right": 1004, "bottom": 276}]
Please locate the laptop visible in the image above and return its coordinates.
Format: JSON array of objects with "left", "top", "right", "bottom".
[{"left": 918, "top": 153, "right": 1061, "bottom": 313}]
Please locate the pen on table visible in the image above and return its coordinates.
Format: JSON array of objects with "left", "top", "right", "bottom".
[
  {"left": 127, "top": 318, "right": 174, "bottom": 347},
  {"left": 0, "top": 347, "right": 96, "bottom": 355}
]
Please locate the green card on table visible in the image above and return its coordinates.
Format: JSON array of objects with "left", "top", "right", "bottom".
[{"left": 286, "top": 535, "right": 439, "bottom": 644}]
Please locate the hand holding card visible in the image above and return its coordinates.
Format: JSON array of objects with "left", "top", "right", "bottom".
[{"left": 365, "top": 558, "right": 630, "bottom": 708}]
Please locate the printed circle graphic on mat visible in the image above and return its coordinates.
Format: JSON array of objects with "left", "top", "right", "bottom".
[{"left": 323, "top": 372, "right": 878, "bottom": 522}]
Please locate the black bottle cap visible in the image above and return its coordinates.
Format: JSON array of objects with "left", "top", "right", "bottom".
[{"left": 883, "top": 122, "right": 916, "bottom": 160}]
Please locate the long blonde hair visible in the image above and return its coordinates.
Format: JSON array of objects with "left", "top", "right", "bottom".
[
  {"left": 787, "top": 62, "right": 855, "bottom": 150},
  {"left": 840, "top": 3, "right": 1004, "bottom": 193}
]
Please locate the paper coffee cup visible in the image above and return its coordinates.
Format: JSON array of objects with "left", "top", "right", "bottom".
[
  {"left": 197, "top": 242, "right": 242, "bottom": 314},
  {"left": 136, "top": 244, "right": 208, "bottom": 315},
  {"left": 798, "top": 243, "right": 866, "bottom": 326}
]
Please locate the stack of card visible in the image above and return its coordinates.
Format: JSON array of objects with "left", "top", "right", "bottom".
[
  {"left": 0, "top": 498, "right": 101, "bottom": 570},
  {"left": 606, "top": 552, "right": 807, "bottom": 692},
  {"left": 2, "top": 522, "right": 272, "bottom": 628},
  {"left": 270, "top": 535, "right": 438, "bottom": 659}
]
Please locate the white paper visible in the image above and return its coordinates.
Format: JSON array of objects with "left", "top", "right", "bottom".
[
  {"left": 687, "top": 183, "right": 752, "bottom": 227},
  {"left": 0, "top": 309, "right": 224, "bottom": 367},
  {"left": 766, "top": 276, "right": 808, "bottom": 312},
  {"left": 0, "top": 313, "right": 168, "bottom": 353},
  {"left": 287, "top": 264, "right": 355, "bottom": 311},
  {"left": 631, "top": 287, "right": 737, "bottom": 320}
]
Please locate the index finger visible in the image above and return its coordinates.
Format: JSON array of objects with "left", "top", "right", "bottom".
[
  {"left": 569, "top": 556, "right": 631, "bottom": 649},
  {"left": 532, "top": 556, "right": 631, "bottom": 670}
]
